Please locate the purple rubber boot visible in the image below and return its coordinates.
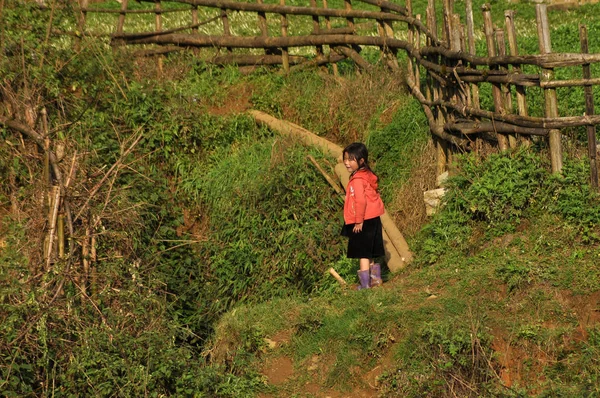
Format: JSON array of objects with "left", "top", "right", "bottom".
[
  {"left": 370, "top": 263, "right": 383, "bottom": 287},
  {"left": 357, "top": 270, "right": 370, "bottom": 290}
]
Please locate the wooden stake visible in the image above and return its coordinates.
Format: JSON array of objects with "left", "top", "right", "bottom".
[
  {"left": 155, "top": 0, "right": 163, "bottom": 76},
  {"left": 580, "top": 24, "right": 599, "bottom": 189},
  {"left": 495, "top": 27, "right": 517, "bottom": 148},
  {"left": 280, "top": 0, "right": 290, "bottom": 73},
  {"left": 482, "top": 3, "right": 508, "bottom": 151},
  {"left": 505, "top": 9, "right": 530, "bottom": 147},
  {"left": 115, "top": 0, "right": 128, "bottom": 43},
  {"left": 322, "top": 0, "right": 338, "bottom": 76},
  {"left": 536, "top": 4, "right": 562, "bottom": 173}
]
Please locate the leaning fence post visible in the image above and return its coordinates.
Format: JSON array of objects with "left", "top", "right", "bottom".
[
  {"left": 536, "top": 4, "right": 562, "bottom": 173},
  {"left": 221, "top": 8, "right": 233, "bottom": 54},
  {"left": 580, "top": 24, "right": 599, "bottom": 189},
  {"left": 505, "top": 10, "right": 530, "bottom": 147},
  {"left": 482, "top": 3, "right": 509, "bottom": 151}
]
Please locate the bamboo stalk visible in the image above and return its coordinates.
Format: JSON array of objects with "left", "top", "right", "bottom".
[
  {"left": 322, "top": 0, "right": 338, "bottom": 76},
  {"left": 482, "top": 3, "right": 508, "bottom": 151},
  {"left": 191, "top": 5, "right": 198, "bottom": 33},
  {"left": 280, "top": 0, "right": 290, "bottom": 73},
  {"left": 155, "top": 0, "right": 164, "bottom": 75},
  {"left": 310, "top": 0, "right": 324, "bottom": 61},
  {"left": 464, "top": 0, "right": 479, "bottom": 108},
  {"left": 536, "top": 4, "right": 562, "bottom": 173},
  {"left": 505, "top": 9, "right": 530, "bottom": 147},
  {"left": 115, "top": 0, "right": 128, "bottom": 44},
  {"left": 495, "top": 27, "right": 517, "bottom": 148},
  {"left": 46, "top": 185, "right": 61, "bottom": 271},
  {"left": 580, "top": 24, "right": 599, "bottom": 189}
]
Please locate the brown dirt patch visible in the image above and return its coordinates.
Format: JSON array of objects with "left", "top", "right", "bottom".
[
  {"left": 209, "top": 83, "right": 253, "bottom": 115},
  {"left": 263, "top": 356, "right": 295, "bottom": 385}
]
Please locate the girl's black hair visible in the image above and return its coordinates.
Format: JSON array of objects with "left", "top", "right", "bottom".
[{"left": 343, "top": 142, "right": 378, "bottom": 179}]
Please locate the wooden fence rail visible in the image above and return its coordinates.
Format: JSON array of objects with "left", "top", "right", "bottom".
[{"left": 70, "top": 0, "right": 600, "bottom": 186}]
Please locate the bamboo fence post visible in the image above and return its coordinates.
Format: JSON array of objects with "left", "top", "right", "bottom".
[
  {"left": 536, "top": 4, "right": 562, "bottom": 173},
  {"left": 505, "top": 10, "right": 530, "bottom": 147},
  {"left": 76, "top": 0, "right": 89, "bottom": 51},
  {"left": 155, "top": 0, "right": 164, "bottom": 75},
  {"left": 495, "top": 27, "right": 517, "bottom": 148},
  {"left": 482, "top": 3, "right": 509, "bottom": 151},
  {"left": 280, "top": 0, "right": 290, "bottom": 73},
  {"left": 376, "top": 7, "right": 399, "bottom": 71},
  {"left": 406, "top": 0, "right": 415, "bottom": 81},
  {"left": 580, "top": 24, "right": 599, "bottom": 189},
  {"left": 415, "top": 14, "right": 421, "bottom": 86},
  {"left": 322, "top": 0, "right": 338, "bottom": 76},
  {"left": 465, "top": 0, "right": 480, "bottom": 110},
  {"left": 221, "top": 7, "right": 233, "bottom": 54},
  {"left": 191, "top": 4, "right": 199, "bottom": 33},
  {"left": 310, "top": 0, "right": 324, "bottom": 61},
  {"left": 344, "top": 0, "right": 354, "bottom": 30},
  {"left": 115, "top": 0, "right": 128, "bottom": 44},
  {"left": 426, "top": 0, "right": 447, "bottom": 174}
]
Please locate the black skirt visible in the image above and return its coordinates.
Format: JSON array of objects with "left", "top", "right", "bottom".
[{"left": 341, "top": 216, "right": 385, "bottom": 259}]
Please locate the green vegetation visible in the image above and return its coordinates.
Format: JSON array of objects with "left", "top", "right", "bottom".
[{"left": 2, "top": 0, "right": 600, "bottom": 397}]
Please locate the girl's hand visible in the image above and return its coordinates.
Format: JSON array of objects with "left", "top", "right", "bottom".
[{"left": 353, "top": 222, "right": 363, "bottom": 233}]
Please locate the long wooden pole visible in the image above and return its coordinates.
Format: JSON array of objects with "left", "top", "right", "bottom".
[
  {"left": 280, "top": 0, "right": 290, "bottom": 73},
  {"left": 580, "top": 24, "right": 599, "bottom": 189},
  {"left": 536, "top": 4, "right": 562, "bottom": 173},
  {"left": 505, "top": 9, "right": 530, "bottom": 147},
  {"left": 482, "top": 3, "right": 508, "bottom": 151}
]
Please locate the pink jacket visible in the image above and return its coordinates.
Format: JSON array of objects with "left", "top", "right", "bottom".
[{"left": 343, "top": 169, "right": 385, "bottom": 224}]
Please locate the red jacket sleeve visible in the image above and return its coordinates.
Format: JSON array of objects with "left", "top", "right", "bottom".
[{"left": 352, "top": 179, "right": 367, "bottom": 223}]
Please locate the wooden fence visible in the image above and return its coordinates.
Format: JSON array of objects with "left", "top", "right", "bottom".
[{"left": 74, "top": 0, "right": 600, "bottom": 187}]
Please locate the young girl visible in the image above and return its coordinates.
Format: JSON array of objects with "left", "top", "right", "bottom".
[{"left": 341, "top": 142, "right": 385, "bottom": 290}]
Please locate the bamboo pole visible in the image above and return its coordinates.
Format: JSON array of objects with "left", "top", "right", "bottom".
[
  {"left": 322, "top": 0, "right": 338, "bottom": 76},
  {"left": 280, "top": 0, "right": 290, "bottom": 73},
  {"left": 406, "top": 0, "right": 415, "bottom": 81},
  {"left": 580, "top": 24, "right": 599, "bottom": 189},
  {"left": 415, "top": 14, "right": 421, "bottom": 86},
  {"left": 221, "top": 8, "right": 233, "bottom": 54},
  {"left": 465, "top": 0, "right": 480, "bottom": 110},
  {"left": 310, "top": 0, "right": 324, "bottom": 61},
  {"left": 155, "top": 0, "right": 164, "bottom": 75},
  {"left": 536, "top": 4, "right": 562, "bottom": 173},
  {"left": 495, "top": 27, "right": 517, "bottom": 148},
  {"left": 115, "top": 0, "right": 128, "bottom": 42},
  {"left": 482, "top": 3, "right": 508, "bottom": 151},
  {"left": 76, "top": 0, "right": 89, "bottom": 50},
  {"left": 505, "top": 9, "right": 530, "bottom": 147},
  {"left": 46, "top": 185, "right": 60, "bottom": 271},
  {"left": 191, "top": 4, "right": 198, "bottom": 33}
]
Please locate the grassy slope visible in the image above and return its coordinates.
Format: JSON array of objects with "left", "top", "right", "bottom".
[{"left": 201, "top": 2, "right": 600, "bottom": 396}]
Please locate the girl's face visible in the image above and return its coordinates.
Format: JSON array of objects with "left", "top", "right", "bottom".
[{"left": 343, "top": 154, "right": 362, "bottom": 173}]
